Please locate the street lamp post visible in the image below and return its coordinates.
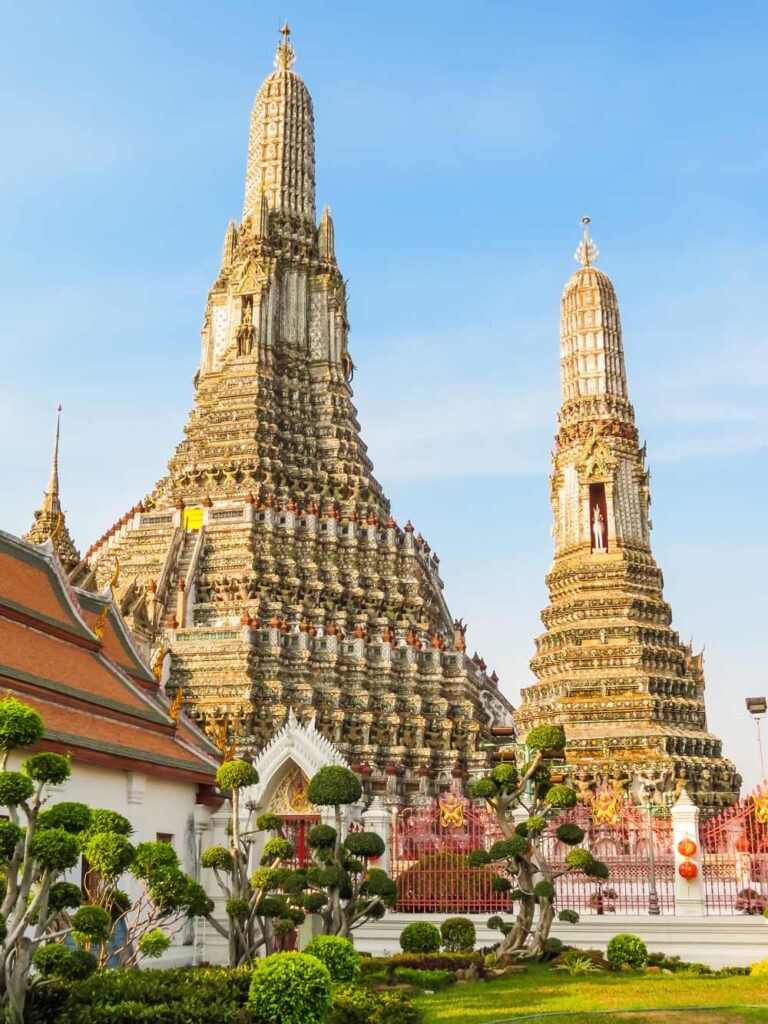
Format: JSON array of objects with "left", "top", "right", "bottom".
[
  {"left": 645, "top": 801, "right": 661, "bottom": 916},
  {"left": 745, "top": 697, "right": 767, "bottom": 780}
]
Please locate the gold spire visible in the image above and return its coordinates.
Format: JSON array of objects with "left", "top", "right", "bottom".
[
  {"left": 275, "top": 21, "right": 296, "bottom": 71},
  {"left": 574, "top": 216, "right": 599, "bottom": 268},
  {"left": 43, "top": 403, "right": 62, "bottom": 515}
]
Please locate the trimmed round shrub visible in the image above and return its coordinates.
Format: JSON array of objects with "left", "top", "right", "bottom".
[
  {"left": 81, "top": 808, "right": 133, "bottom": 841},
  {"left": 307, "top": 823, "right": 336, "bottom": 849},
  {"left": 248, "top": 951, "right": 332, "bottom": 1024},
  {"left": 544, "top": 937, "right": 564, "bottom": 958},
  {"left": 226, "top": 898, "right": 249, "bottom": 921},
  {"left": 489, "top": 836, "right": 529, "bottom": 860},
  {"left": 0, "top": 771, "right": 34, "bottom": 806},
  {"left": 216, "top": 760, "right": 259, "bottom": 792},
  {"left": 132, "top": 840, "right": 179, "bottom": 877},
  {"left": 470, "top": 777, "right": 497, "bottom": 800},
  {"left": 0, "top": 696, "right": 44, "bottom": 751},
  {"left": 584, "top": 859, "right": 609, "bottom": 880},
  {"left": 558, "top": 908, "right": 580, "bottom": 924},
  {"left": 534, "top": 880, "right": 555, "bottom": 900},
  {"left": 0, "top": 820, "right": 23, "bottom": 859},
  {"left": 83, "top": 832, "right": 134, "bottom": 877},
  {"left": 440, "top": 916, "right": 476, "bottom": 952},
  {"left": 138, "top": 928, "right": 171, "bottom": 959},
  {"left": 565, "top": 848, "right": 594, "bottom": 871},
  {"left": 467, "top": 848, "right": 491, "bottom": 867},
  {"left": 37, "top": 802, "right": 91, "bottom": 834},
  {"left": 33, "top": 943, "right": 72, "bottom": 978},
  {"left": 256, "top": 813, "right": 284, "bottom": 832},
  {"left": 556, "top": 822, "right": 586, "bottom": 846},
  {"left": 607, "top": 933, "right": 648, "bottom": 969},
  {"left": 525, "top": 725, "right": 566, "bottom": 752},
  {"left": 202, "top": 845, "right": 232, "bottom": 871},
  {"left": 72, "top": 904, "right": 112, "bottom": 944},
  {"left": 48, "top": 881, "right": 84, "bottom": 912},
  {"left": 344, "top": 830, "right": 384, "bottom": 859},
  {"left": 399, "top": 922, "right": 441, "bottom": 954},
  {"left": 546, "top": 785, "right": 577, "bottom": 809},
  {"left": 525, "top": 815, "right": 547, "bottom": 835},
  {"left": 29, "top": 827, "right": 79, "bottom": 871},
  {"left": 487, "top": 915, "right": 505, "bottom": 931},
  {"left": 22, "top": 752, "right": 71, "bottom": 785},
  {"left": 304, "top": 935, "right": 360, "bottom": 983},
  {"left": 307, "top": 765, "right": 362, "bottom": 807},
  {"left": 489, "top": 763, "right": 519, "bottom": 788},
  {"left": 261, "top": 837, "right": 294, "bottom": 864}
]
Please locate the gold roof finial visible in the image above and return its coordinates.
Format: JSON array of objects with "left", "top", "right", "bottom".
[
  {"left": 574, "top": 216, "right": 599, "bottom": 268},
  {"left": 275, "top": 21, "right": 296, "bottom": 71},
  {"left": 43, "top": 403, "right": 63, "bottom": 515}
]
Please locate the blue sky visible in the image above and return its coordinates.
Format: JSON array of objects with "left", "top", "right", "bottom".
[{"left": 1, "top": 1, "right": 766, "bottom": 790}]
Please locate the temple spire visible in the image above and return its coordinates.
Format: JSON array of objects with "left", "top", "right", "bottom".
[
  {"left": 23, "top": 404, "right": 81, "bottom": 572},
  {"left": 560, "top": 219, "right": 628, "bottom": 406},
  {"left": 242, "top": 24, "right": 316, "bottom": 224},
  {"left": 43, "top": 403, "right": 62, "bottom": 515}
]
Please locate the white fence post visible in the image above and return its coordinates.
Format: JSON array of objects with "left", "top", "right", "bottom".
[
  {"left": 362, "top": 796, "right": 393, "bottom": 876},
  {"left": 671, "top": 789, "right": 705, "bottom": 916}
]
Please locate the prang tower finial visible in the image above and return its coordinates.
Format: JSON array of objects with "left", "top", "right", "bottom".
[
  {"left": 243, "top": 22, "right": 315, "bottom": 224},
  {"left": 23, "top": 404, "right": 81, "bottom": 573}
]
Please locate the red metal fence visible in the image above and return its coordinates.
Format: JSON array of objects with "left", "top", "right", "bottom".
[
  {"left": 391, "top": 790, "right": 508, "bottom": 912},
  {"left": 540, "top": 797, "right": 675, "bottom": 915},
  {"left": 391, "top": 789, "right": 675, "bottom": 915},
  {"left": 701, "top": 782, "right": 768, "bottom": 915}
]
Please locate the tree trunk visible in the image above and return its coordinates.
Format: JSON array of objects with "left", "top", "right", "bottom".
[{"left": 528, "top": 898, "right": 556, "bottom": 959}]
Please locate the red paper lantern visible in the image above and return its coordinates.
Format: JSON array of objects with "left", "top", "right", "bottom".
[
  {"left": 677, "top": 837, "right": 697, "bottom": 858},
  {"left": 678, "top": 860, "right": 698, "bottom": 881}
]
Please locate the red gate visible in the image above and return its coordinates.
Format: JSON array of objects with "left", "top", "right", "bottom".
[
  {"left": 280, "top": 816, "right": 319, "bottom": 867},
  {"left": 701, "top": 781, "right": 768, "bottom": 915},
  {"left": 391, "top": 790, "right": 508, "bottom": 912},
  {"left": 542, "top": 794, "right": 675, "bottom": 915}
]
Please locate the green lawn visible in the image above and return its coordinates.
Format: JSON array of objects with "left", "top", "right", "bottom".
[{"left": 414, "top": 967, "right": 768, "bottom": 1024}]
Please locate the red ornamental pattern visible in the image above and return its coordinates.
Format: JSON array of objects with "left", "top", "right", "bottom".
[{"left": 700, "top": 781, "right": 768, "bottom": 915}]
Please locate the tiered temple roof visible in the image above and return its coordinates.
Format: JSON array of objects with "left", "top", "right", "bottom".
[
  {"left": 0, "top": 530, "right": 219, "bottom": 788},
  {"left": 77, "top": 27, "right": 515, "bottom": 803},
  {"left": 515, "top": 222, "right": 740, "bottom": 808}
]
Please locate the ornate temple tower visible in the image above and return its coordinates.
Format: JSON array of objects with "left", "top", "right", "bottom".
[
  {"left": 516, "top": 222, "right": 739, "bottom": 809},
  {"left": 78, "top": 28, "right": 514, "bottom": 803},
  {"left": 24, "top": 405, "right": 81, "bottom": 573}
]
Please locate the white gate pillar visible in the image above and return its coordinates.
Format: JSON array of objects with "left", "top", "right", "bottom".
[
  {"left": 362, "top": 796, "right": 393, "bottom": 876},
  {"left": 671, "top": 789, "right": 705, "bottom": 916}
]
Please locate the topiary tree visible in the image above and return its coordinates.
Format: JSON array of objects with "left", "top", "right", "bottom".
[
  {"left": 303, "top": 766, "right": 396, "bottom": 938},
  {"left": 199, "top": 759, "right": 300, "bottom": 966},
  {"left": 0, "top": 696, "right": 207, "bottom": 1024},
  {"left": 248, "top": 951, "right": 332, "bottom": 1024},
  {"left": 468, "top": 725, "right": 608, "bottom": 961}
]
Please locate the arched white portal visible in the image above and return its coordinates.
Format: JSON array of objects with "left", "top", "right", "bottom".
[{"left": 246, "top": 709, "right": 349, "bottom": 814}]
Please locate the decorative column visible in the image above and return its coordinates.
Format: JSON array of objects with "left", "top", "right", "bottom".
[
  {"left": 671, "top": 789, "right": 705, "bottom": 916},
  {"left": 361, "top": 796, "right": 393, "bottom": 876}
]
